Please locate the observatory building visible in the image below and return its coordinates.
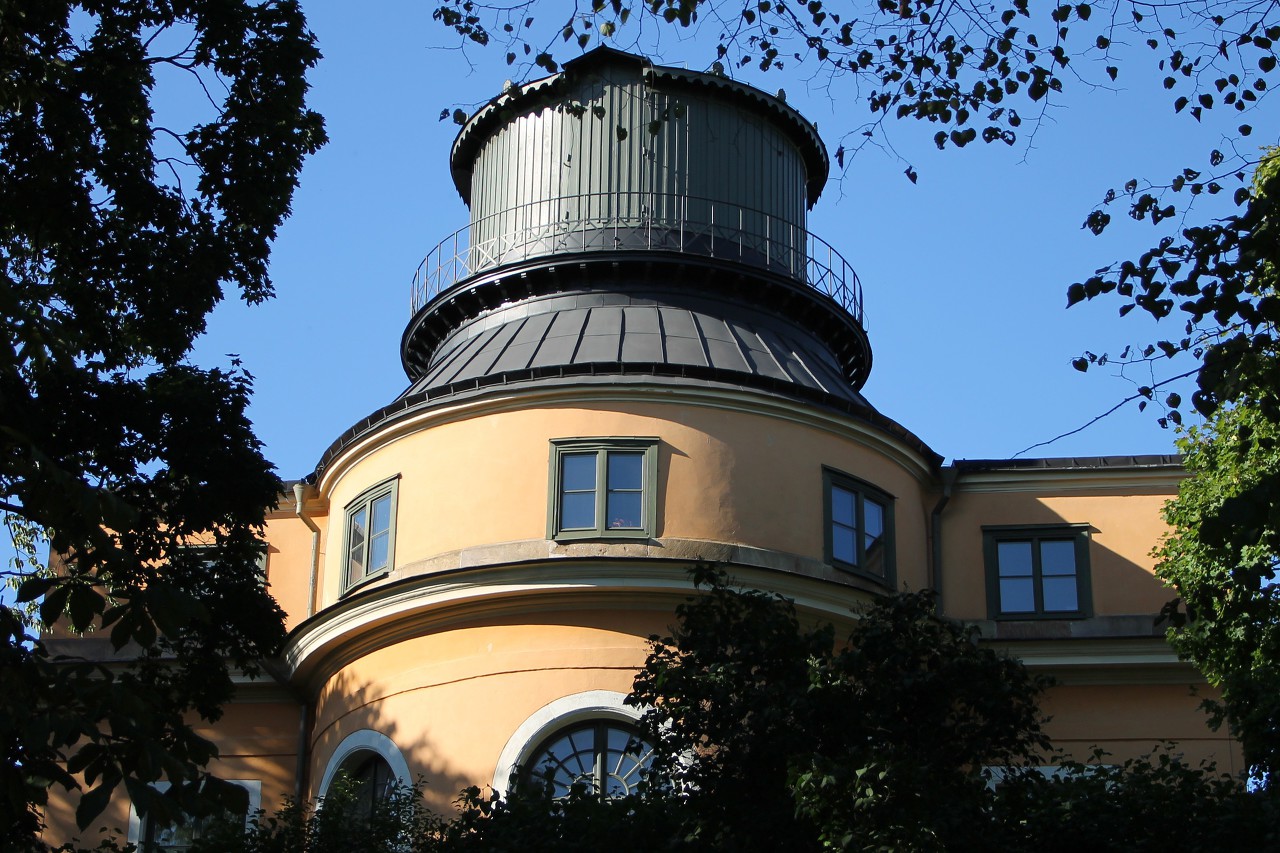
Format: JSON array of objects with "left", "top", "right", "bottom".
[{"left": 45, "top": 47, "right": 1237, "bottom": 847}]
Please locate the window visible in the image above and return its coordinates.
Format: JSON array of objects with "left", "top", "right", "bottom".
[
  {"left": 170, "top": 543, "right": 268, "bottom": 589},
  {"left": 983, "top": 525, "right": 1092, "bottom": 618},
  {"left": 336, "top": 751, "right": 398, "bottom": 820},
  {"left": 823, "top": 468, "right": 894, "bottom": 583},
  {"left": 549, "top": 439, "right": 658, "bottom": 540},
  {"left": 523, "top": 720, "right": 655, "bottom": 798},
  {"left": 344, "top": 477, "right": 399, "bottom": 590},
  {"left": 130, "top": 781, "right": 260, "bottom": 853}
]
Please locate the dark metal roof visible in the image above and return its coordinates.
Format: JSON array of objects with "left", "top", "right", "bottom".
[
  {"left": 406, "top": 289, "right": 867, "bottom": 405},
  {"left": 450, "top": 46, "right": 829, "bottom": 207},
  {"left": 952, "top": 455, "right": 1183, "bottom": 472}
]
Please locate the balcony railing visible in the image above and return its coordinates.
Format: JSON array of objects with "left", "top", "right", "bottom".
[{"left": 411, "top": 193, "right": 864, "bottom": 326}]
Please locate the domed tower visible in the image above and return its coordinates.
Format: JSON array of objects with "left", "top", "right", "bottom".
[
  {"left": 291, "top": 47, "right": 941, "bottom": 811},
  {"left": 402, "top": 47, "right": 871, "bottom": 405},
  {"left": 39, "top": 49, "right": 1239, "bottom": 848}
]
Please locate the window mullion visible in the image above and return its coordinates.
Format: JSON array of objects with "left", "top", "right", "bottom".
[
  {"left": 854, "top": 492, "right": 865, "bottom": 567},
  {"left": 1031, "top": 537, "right": 1044, "bottom": 614},
  {"left": 359, "top": 497, "right": 371, "bottom": 575},
  {"left": 594, "top": 723, "right": 606, "bottom": 795},
  {"left": 595, "top": 450, "right": 608, "bottom": 535}
]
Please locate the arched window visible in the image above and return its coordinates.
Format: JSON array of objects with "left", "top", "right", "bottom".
[
  {"left": 337, "top": 751, "right": 397, "bottom": 818},
  {"left": 523, "top": 720, "right": 655, "bottom": 798},
  {"left": 317, "top": 729, "right": 411, "bottom": 814}
]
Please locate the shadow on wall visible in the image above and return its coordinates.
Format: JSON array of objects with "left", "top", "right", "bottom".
[{"left": 307, "top": 670, "right": 476, "bottom": 818}]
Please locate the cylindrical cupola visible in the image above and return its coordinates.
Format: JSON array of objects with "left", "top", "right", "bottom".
[
  {"left": 449, "top": 49, "right": 827, "bottom": 281},
  {"left": 402, "top": 47, "right": 871, "bottom": 402}
]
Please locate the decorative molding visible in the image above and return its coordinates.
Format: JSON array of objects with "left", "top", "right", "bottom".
[
  {"left": 315, "top": 382, "right": 938, "bottom": 497},
  {"left": 954, "top": 467, "right": 1185, "bottom": 494},
  {"left": 983, "top": 637, "right": 1201, "bottom": 685},
  {"left": 490, "top": 690, "right": 642, "bottom": 795},
  {"left": 316, "top": 729, "right": 413, "bottom": 798},
  {"left": 282, "top": 559, "right": 877, "bottom": 691}
]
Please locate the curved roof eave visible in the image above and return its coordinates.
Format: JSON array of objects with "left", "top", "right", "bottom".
[{"left": 306, "top": 369, "right": 942, "bottom": 486}]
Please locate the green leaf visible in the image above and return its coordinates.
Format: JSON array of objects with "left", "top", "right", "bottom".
[
  {"left": 66, "top": 585, "right": 104, "bottom": 633},
  {"left": 40, "top": 584, "right": 71, "bottom": 627},
  {"left": 16, "top": 575, "right": 58, "bottom": 604},
  {"left": 75, "top": 783, "right": 114, "bottom": 830}
]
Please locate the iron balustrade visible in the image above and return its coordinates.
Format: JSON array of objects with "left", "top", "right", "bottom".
[{"left": 411, "top": 193, "right": 864, "bottom": 326}]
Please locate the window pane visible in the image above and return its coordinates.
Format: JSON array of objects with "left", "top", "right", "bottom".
[
  {"left": 603, "top": 727, "right": 650, "bottom": 798},
  {"left": 562, "top": 492, "right": 595, "bottom": 529},
  {"left": 606, "top": 491, "right": 642, "bottom": 529},
  {"left": 832, "top": 523, "right": 856, "bottom": 565},
  {"left": 370, "top": 493, "right": 392, "bottom": 536},
  {"left": 1000, "top": 577, "right": 1036, "bottom": 612},
  {"left": 368, "top": 531, "right": 389, "bottom": 572},
  {"left": 347, "top": 507, "right": 367, "bottom": 579},
  {"left": 997, "top": 541, "right": 1033, "bottom": 577},
  {"left": 561, "top": 453, "right": 597, "bottom": 491},
  {"left": 831, "top": 485, "right": 855, "bottom": 526},
  {"left": 1040, "top": 539, "right": 1077, "bottom": 576},
  {"left": 528, "top": 723, "right": 654, "bottom": 800},
  {"left": 864, "top": 498, "right": 885, "bottom": 551},
  {"left": 606, "top": 452, "right": 643, "bottom": 490},
  {"left": 1042, "top": 576, "right": 1079, "bottom": 612}
]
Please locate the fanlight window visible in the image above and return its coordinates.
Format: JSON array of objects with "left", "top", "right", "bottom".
[{"left": 525, "top": 721, "right": 655, "bottom": 798}]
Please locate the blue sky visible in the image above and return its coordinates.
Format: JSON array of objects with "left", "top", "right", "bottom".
[
  {"left": 186, "top": 0, "right": 1270, "bottom": 484},
  {"left": 8, "top": 1, "right": 1274, "bottom": 581}
]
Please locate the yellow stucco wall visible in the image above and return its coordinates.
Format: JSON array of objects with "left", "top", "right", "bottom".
[
  {"left": 315, "top": 395, "right": 935, "bottom": 608},
  {"left": 1041, "top": 682, "right": 1242, "bottom": 772},
  {"left": 307, "top": 609, "right": 664, "bottom": 813},
  {"left": 941, "top": 486, "right": 1177, "bottom": 620},
  {"left": 263, "top": 509, "right": 328, "bottom": 631}
]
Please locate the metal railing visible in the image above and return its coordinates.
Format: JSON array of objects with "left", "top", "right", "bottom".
[{"left": 411, "top": 193, "right": 864, "bottom": 325}]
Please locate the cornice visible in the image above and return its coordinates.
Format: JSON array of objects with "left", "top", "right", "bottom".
[
  {"left": 954, "top": 466, "right": 1185, "bottom": 494},
  {"left": 316, "top": 381, "right": 939, "bottom": 496},
  {"left": 984, "top": 636, "right": 1200, "bottom": 685},
  {"left": 280, "top": 559, "right": 877, "bottom": 694}
]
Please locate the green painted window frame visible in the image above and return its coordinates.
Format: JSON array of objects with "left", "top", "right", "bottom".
[
  {"left": 822, "top": 467, "right": 895, "bottom": 586},
  {"left": 982, "top": 524, "right": 1093, "bottom": 620},
  {"left": 343, "top": 476, "right": 400, "bottom": 592},
  {"left": 548, "top": 438, "right": 659, "bottom": 541}
]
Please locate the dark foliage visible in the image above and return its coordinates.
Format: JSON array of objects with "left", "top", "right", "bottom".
[{"left": 0, "top": 0, "right": 324, "bottom": 841}]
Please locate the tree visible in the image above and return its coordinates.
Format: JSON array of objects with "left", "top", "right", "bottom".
[
  {"left": 1157, "top": 402, "right": 1280, "bottom": 781},
  {"left": 628, "top": 566, "right": 1049, "bottom": 851},
  {"left": 0, "top": 0, "right": 325, "bottom": 843},
  {"left": 204, "top": 570, "right": 1278, "bottom": 852},
  {"left": 1086, "top": 148, "right": 1280, "bottom": 784}
]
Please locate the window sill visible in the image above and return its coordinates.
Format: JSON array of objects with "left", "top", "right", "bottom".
[
  {"left": 831, "top": 561, "right": 893, "bottom": 588},
  {"left": 340, "top": 569, "right": 391, "bottom": 599},
  {"left": 551, "top": 530, "right": 655, "bottom": 543}
]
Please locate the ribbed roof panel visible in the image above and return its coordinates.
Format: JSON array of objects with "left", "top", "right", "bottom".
[{"left": 405, "top": 290, "right": 868, "bottom": 407}]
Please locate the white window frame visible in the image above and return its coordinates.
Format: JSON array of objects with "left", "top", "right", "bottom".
[
  {"left": 491, "top": 690, "right": 645, "bottom": 797},
  {"left": 126, "top": 780, "right": 261, "bottom": 852},
  {"left": 317, "top": 728, "right": 413, "bottom": 799}
]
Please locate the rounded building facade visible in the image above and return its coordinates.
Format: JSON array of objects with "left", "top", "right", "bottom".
[{"left": 290, "top": 47, "right": 934, "bottom": 809}]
